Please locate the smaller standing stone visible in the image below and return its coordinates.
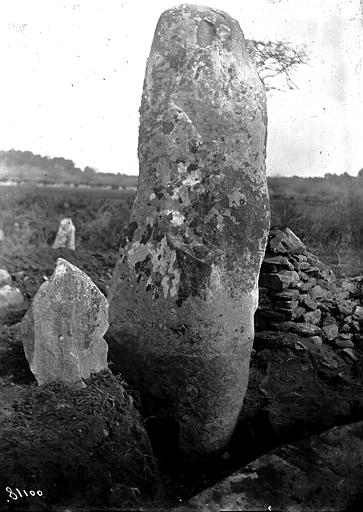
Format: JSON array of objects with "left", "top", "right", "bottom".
[
  {"left": 21, "top": 258, "right": 108, "bottom": 387},
  {"left": 52, "top": 218, "right": 76, "bottom": 250}
]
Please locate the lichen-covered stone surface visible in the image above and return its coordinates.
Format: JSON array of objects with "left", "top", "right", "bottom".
[
  {"left": 108, "top": 4, "right": 269, "bottom": 458},
  {"left": 21, "top": 258, "right": 108, "bottom": 386}
]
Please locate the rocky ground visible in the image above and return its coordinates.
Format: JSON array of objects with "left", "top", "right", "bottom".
[{"left": 0, "top": 228, "right": 363, "bottom": 510}]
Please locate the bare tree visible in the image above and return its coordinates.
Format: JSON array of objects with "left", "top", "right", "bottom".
[{"left": 248, "top": 39, "right": 309, "bottom": 91}]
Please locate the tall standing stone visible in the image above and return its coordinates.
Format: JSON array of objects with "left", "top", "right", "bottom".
[
  {"left": 108, "top": 4, "right": 270, "bottom": 458},
  {"left": 22, "top": 258, "right": 109, "bottom": 387}
]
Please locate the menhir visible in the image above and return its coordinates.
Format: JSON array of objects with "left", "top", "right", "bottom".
[{"left": 108, "top": 4, "right": 270, "bottom": 460}]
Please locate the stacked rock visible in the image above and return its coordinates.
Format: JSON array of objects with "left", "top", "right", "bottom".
[
  {"left": 256, "top": 228, "right": 363, "bottom": 361},
  {"left": 0, "top": 267, "right": 25, "bottom": 324}
]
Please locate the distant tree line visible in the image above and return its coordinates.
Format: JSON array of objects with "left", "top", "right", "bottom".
[
  {"left": 0, "top": 149, "right": 138, "bottom": 188},
  {"left": 268, "top": 171, "right": 363, "bottom": 199}
]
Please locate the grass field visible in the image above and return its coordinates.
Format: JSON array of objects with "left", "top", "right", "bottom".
[
  {"left": 0, "top": 184, "right": 134, "bottom": 255},
  {"left": 1, "top": 181, "right": 363, "bottom": 277}
]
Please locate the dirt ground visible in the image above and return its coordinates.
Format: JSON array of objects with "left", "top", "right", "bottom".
[{"left": 1, "top": 186, "right": 363, "bottom": 510}]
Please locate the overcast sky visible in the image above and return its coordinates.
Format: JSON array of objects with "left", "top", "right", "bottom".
[{"left": 0, "top": 0, "right": 362, "bottom": 176}]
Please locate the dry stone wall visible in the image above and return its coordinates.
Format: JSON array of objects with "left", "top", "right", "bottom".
[{"left": 256, "top": 228, "right": 363, "bottom": 361}]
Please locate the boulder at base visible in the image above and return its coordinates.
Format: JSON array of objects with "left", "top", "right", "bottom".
[
  {"left": 176, "top": 421, "right": 363, "bottom": 511},
  {"left": 21, "top": 258, "right": 108, "bottom": 387},
  {"left": 108, "top": 4, "right": 269, "bottom": 459}
]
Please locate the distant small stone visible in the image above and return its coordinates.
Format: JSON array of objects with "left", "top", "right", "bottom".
[
  {"left": 21, "top": 258, "right": 108, "bottom": 387},
  {"left": 0, "top": 268, "right": 12, "bottom": 287},
  {"left": 52, "top": 218, "right": 76, "bottom": 250}
]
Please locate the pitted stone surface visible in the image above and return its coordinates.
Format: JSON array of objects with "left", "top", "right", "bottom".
[
  {"left": 21, "top": 258, "right": 108, "bottom": 387},
  {"left": 108, "top": 4, "right": 269, "bottom": 458}
]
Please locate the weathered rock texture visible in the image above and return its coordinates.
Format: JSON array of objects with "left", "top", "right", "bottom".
[
  {"left": 21, "top": 258, "right": 108, "bottom": 386},
  {"left": 175, "top": 421, "right": 363, "bottom": 511},
  {"left": 52, "top": 217, "right": 76, "bottom": 250},
  {"left": 108, "top": 4, "right": 269, "bottom": 458}
]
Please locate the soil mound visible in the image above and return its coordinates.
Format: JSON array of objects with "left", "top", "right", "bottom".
[{"left": 0, "top": 370, "right": 162, "bottom": 511}]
